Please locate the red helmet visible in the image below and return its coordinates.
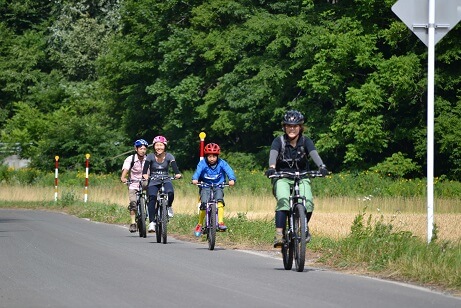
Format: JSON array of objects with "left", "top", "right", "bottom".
[{"left": 204, "top": 143, "right": 220, "bottom": 155}]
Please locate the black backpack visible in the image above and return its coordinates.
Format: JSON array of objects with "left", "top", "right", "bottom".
[{"left": 278, "top": 135, "right": 307, "bottom": 161}]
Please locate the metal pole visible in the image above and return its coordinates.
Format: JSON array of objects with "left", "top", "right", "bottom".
[
  {"left": 199, "top": 132, "right": 206, "bottom": 160},
  {"left": 427, "top": 0, "right": 435, "bottom": 243}
]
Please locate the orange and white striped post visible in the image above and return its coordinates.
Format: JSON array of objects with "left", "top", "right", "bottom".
[
  {"left": 84, "top": 153, "right": 90, "bottom": 202},
  {"left": 54, "top": 156, "right": 59, "bottom": 201},
  {"left": 199, "top": 131, "right": 206, "bottom": 160}
]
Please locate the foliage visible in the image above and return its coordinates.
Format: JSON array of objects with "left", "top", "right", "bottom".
[
  {"left": 3, "top": 167, "right": 461, "bottom": 200},
  {"left": 370, "top": 152, "right": 419, "bottom": 179},
  {"left": 313, "top": 208, "right": 461, "bottom": 289},
  {"left": 1, "top": 0, "right": 461, "bottom": 180}
]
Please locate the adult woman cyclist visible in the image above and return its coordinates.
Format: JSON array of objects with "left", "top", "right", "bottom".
[{"left": 265, "top": 110, "right": 328, "bottom": 247}]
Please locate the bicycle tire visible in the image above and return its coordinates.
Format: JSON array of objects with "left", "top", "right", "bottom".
[
  {"left": 161, "top": 199, "right": 168, "bottom": 244},
  {"left": 138, "top": 196, "right": 147, "bottom": 238},
  {"left": 293, "top": 203, "right": 307, "bottom": 272},
  {"left": 282, "top": 227, "right": 294, "bottom": 270},
  {"left": 155, "top": 203, "right": 161, "bottom": 243},
  {"left": 208, "top": 202, "right": 216, "bottom": 250}
]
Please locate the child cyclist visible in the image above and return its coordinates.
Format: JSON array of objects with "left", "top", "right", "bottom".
[
  {"left": 120, "top": 139, "right": 149, "bottom": 233},
  {"left": 192, "top": 143, "right": 236, "bottom": 236},
  {"left": 142, "top": 135, "right": 182, "bottom": 233}
]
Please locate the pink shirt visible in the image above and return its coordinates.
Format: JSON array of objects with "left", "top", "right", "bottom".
[{"left": 122, "top": 154, "right": 146, "bottom": 190}]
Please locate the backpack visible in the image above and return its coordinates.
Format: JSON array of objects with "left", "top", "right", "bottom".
[
  {"left": 128, "top": 154, "right": 136, "bottom": 174},
  {"left": 278, "top": 135, "right": 306, "bottom": 161}
]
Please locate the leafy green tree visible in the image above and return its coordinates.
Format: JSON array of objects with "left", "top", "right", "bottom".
[{"left": 48, "top": 0, "right": 121, "bottom": 81}]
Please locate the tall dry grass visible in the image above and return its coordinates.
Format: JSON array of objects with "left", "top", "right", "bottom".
[{"left": 2, "top": 185, "right": 460, "bottom": 242}]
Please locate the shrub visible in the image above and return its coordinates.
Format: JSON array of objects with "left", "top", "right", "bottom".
[{"left": 370, "top": 152, "right": 419, "bottom": 178}]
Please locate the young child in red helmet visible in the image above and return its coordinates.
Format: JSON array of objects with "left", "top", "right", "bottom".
[{"left": 191, "top": 143, "right": 236, "bottom": 236}]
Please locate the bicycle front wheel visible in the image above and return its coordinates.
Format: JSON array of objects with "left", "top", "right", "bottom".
[
  {"left": 207, "top": 203, "right": 216, "bottom": 250},
  {"left": 293, "top": 203, "right": 307, "bottom": 272},
  {"left": 161, "top": 200, "right": 168, "bottom": 244},
  {"left": 137, "top": 196, "right": 147, "bottom": 238},
  {"left": 155, "top": 203, "right": 161, "bottom": 243},
  {"left": 282, "top": 228, "right": 293, "bottom": 270}
]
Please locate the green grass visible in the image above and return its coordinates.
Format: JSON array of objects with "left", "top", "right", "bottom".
[{"left": 2, "top": 167, "right": 461, "bottom": 198}]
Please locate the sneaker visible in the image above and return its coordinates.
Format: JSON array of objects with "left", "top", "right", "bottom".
[
  {"left": 305, "top": 226, "right": 311, "bottom": 243},
  {"left": 148, "top": 221, "right": 155, "bottom": 233},
  {"left": 129, "top": 223, "right": 137, "bottom": 233},
  {"left": 194, "top": 224, "right": 202, "bottom": 237},
  {"left": 167, "top": 207, "right": 174, "bottom": 218},
  {"left": 273, "top": 232, "right": 284, "bottom": 248},
  {"left": 218, "top": 223, "right": 227, "bottom": 231}
]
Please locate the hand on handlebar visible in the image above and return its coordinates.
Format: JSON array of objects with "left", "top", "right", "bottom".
[
  {"left": 319, "top": 164, "right": 329, "bottom": 176},
  {"left": 265, "top": 168, "right": 276, "bottom": 177},
  {"left": 228, "top": 180, "right": 235, "bottom": 186}
]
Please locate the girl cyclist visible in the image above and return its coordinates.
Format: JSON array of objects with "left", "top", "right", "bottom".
[{"left": 142, "top": 136, "right": 182, "bottom": 233}]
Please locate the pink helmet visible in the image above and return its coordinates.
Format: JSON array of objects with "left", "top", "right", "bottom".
[{"left": 152, "top": 135, "right": 168, "bottom": 146}]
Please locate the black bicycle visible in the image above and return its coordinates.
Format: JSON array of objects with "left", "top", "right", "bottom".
[
  {"left": 150, "top": 174, "right": 177, "bottom": 244},
  {"left": 268, "top": 170, "right": 324, "bottom": 272},
  {"left": 126, "top": 179, "right": 148, "bottom": 238},
  {"left": 194, "top": 182, "right": 229, "bottom": 250}
]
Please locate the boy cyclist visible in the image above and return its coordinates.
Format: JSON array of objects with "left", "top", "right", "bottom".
[
  {"left": 120, "top": 139, "right": 149, "bottom": 233},
  {"left": 191, "top": 143, "right": 236, "bottom": 236}
]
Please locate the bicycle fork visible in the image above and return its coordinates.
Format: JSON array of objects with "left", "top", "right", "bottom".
[
  {"left": 290, "top": 196, "right": 309, "bottom": 239},
  {"left": 206, "top": 202, "right": 217, "bottom": 228}
]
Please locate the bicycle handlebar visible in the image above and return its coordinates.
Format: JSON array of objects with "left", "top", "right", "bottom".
[
  {"left": 268, "top": 170, "right": 325, "bottom": 179},
  {"left": 125, "top": 178, "right": 147, "bottom": 186},
  {"left": 191, "top": 182, "right": 230, "bottom": 188},
  {"left": 149, "top": 174, "right": 178, "bottom": 181}
]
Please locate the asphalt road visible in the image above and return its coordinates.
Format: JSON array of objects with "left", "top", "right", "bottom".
[{"left": 0, "top": 209, "right": 459, "bottom": 308}]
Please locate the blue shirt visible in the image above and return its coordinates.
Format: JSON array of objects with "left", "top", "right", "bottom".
[{"left": 192, "top": 158, "right": 236, "bottom": 184}]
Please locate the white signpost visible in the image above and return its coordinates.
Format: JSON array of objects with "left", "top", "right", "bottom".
[{"left": 392, "top": 0, "right": 461, "bottom": 243}]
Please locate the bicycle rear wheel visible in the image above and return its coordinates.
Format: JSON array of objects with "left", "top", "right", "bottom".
[
  {"left": 207, "top": 203, "right": 216, "bottom": 250},
  {"left": 161, "top": 200, "right": 168, "bottom": 244},
  {"left": 293, "top": 203, "right": 306, "bottom": 272},
  {"left": 137, "top": 196, "right": 147, "bottom": 238}
]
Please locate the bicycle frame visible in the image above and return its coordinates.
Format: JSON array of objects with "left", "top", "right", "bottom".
[
  {"left": 126, "top": 179, "right": 148, "bottom": 238},
  {"left": 195, "top": 182, "right": 229, "bottom": 250},
  {"left": 149, "top": 174, "right": 176, "bottom": 244},
  {"left": 269, "top": 170, "right": 323, "bottom": 272}
]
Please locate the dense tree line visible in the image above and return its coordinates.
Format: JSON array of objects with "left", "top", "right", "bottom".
[{"left": 1, "top": 0, "right": 460, "bottom": 179}]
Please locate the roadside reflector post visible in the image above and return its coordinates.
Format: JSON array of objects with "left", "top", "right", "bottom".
[
  {"left": 84, "top": 154, "right": 90, "bottom": 203},
  {"left": 54, "top": 156, "right": 59, "bottom": 202}
]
